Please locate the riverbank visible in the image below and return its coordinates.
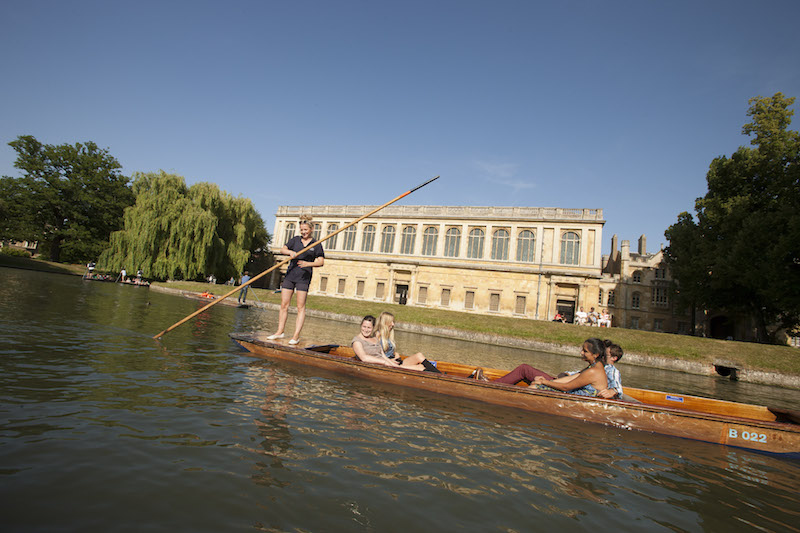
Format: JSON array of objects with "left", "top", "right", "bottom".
[
  {"left": 3, "top": 255, "right": 797, "bottom": 387},
  {"left": 0, "top": 254, "right": 86, "bottom": 276},
  {"left": 150, "top": 281, "right": 800, "bottom": 389}
]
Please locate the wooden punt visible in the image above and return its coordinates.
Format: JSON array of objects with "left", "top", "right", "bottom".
[
  {"left": 230, "top": 332, "right": 800, "bottom": 458},
  {"left": 184, "top": 293, "right": 249, "bottom": 308}
]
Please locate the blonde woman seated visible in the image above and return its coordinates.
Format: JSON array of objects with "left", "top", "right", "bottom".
[{"left": 376, "top": 312, "right": 441, "bottom": 372}]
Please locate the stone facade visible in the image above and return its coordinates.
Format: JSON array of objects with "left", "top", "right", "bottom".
[
  {"left": 600, "top": 235, "right": 688, "bottom": 333},
  {"left": 270, "top": 205, "right": 689, "bottom": 332}
]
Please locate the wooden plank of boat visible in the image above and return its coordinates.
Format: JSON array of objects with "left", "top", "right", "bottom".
[{"left": 229, "top": 332, "right": 800, "bottom": 458}]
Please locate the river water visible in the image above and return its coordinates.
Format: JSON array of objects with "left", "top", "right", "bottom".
[{"left": 1, "top": 267, "right": 799, "bottom": 532}]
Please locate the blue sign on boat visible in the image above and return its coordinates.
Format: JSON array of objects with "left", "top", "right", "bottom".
[{"left": 666, "top": 395, "right": 685, "bottom": 402}]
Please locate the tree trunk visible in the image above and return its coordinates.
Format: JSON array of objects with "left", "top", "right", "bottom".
[
  {"left": 49, "top": 236, "right": 62, "bottom": 262},
  {"left": 754, "top": 309, "right": 770, "bottom": 344}
]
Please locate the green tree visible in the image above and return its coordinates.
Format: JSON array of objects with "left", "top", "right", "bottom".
[
  {"left": 0, "top": 135, "right": 134, "bottom": 262},
  {"left": 99, "top": 171, "right": 269, "bottom": 281},
  {"left": 665, "top": 93, "right": 800, "bottom": 342}
]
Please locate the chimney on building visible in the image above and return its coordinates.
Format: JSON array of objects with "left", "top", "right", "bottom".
[
  {"left": 605, "top": 234, "right": 620, "bottom": 274},
  {"left": 621, "top": 239, "right": 630, "bottom": 260},
  {"left": 638, "top": 234, "right": 647, "bottom": 255}
]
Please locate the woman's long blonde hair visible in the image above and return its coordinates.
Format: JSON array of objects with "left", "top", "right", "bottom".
[{"left": 376, "top": 312, "right": 395, "bottom": 352}]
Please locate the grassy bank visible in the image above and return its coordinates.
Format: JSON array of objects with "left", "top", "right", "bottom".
[
  {"left": 156, "top": 280, "right": 800, "bottom": 377},
  {"left": 0, "top": 254, "right": 86, "bottom": 276},
  {"left": 1, "top": 255, "right": 795, "bottom": 376}
]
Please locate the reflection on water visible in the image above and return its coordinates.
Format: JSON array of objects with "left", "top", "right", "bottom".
[{"left": 1, "top": 268, "right": 799, "bottom": 532}]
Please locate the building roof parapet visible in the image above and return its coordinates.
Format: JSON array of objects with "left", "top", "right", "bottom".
[{"left": 276, "top": 205, "right": 604, "bottom": 223}]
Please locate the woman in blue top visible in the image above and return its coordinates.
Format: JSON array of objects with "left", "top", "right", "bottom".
[{"left": 267, "top": 216, "right": 325, "bottom": 345}]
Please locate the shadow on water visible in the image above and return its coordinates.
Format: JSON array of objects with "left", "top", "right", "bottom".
[{"left": 1, "top": 267, "right": 799, "bottom": 532}]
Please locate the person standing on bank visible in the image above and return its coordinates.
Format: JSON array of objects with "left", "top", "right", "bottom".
[
  {"left": 238, "top": 270, "right": 251, "bottom": 304},
  {"left": 268, "top": 216, "right": 324, "bottom": 345}
]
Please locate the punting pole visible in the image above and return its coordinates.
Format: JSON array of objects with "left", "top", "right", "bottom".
[{"left": 153, "top": 175, "right": 440, "bottom": 339}]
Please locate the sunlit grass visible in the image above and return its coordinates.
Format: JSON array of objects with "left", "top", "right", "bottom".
[
  {"left": 156, "top": 280, "right": 800, "bottom": 376},
  {"left": 0, "top": 254, "right": 86, "bottom": 275},
  {"left": 5, "top": 256, "right": 793, "bottom": 375}
]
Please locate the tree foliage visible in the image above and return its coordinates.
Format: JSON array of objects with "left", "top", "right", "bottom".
[
  {"left": 665, "top": 93, "right": 800, "bottom": 342},
  {"left": 0, "top": 135, "right": 133, "bottom": 262},
  {"left": 98, "top": 171, "right": 269, "bottom": 281}
]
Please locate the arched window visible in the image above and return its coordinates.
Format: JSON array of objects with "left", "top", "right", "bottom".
[
  {"left": 312, "top": 223, "right": 322, "bottom": 242},
  {"left": 422, "top": 227, "right": 438, "bottom": 256},
  {"left": 361, "top": 225, "right": 375, "bottom": 252},
  {"left": 560, "top": 231, "right": 580, "bottom": 265},
  {"left": 342, "top": 226, "right": 356, "bottom": 251},
  {"left": 283, "top": 223, "right": 295, "bottom": 245},
  {"left": 467, "top": 228, "right": 485, "bottom": 259},
  {"left": 444, "top": 228, "right": 461, "bottom": 257},
  {"left": 632, "top": 270, "right": 642, "bottom": 283},
  {"left": 491, "top": 229, "right": 510, "bottom": 260},
  {"left": 400, "top": 226, "right": 416, "bottom": 254},
  {"left": 516, "top": 230, "right": 535, "bottom": 262},
  {"left": 380, "top": 226, "right": 396, "bottom": 253},
  {"left": 326, "top": 224, "right": 338, "bottom": 250}
]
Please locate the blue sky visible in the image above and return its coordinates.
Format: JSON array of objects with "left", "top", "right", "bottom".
[{"left": 2, "top": 0, "right": 798, "bottom": 254}]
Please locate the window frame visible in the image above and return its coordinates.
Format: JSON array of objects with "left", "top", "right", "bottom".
[
  {"left": 400, "top": 226, "right": 416, "bottom": 254},
  {"left": 380, "top": 226, "right": 396, "bottom": 254},
  {"left": 467, "top": 228, "right": 485, "bottom": 259},
  {"left": 559, "top": 231, "right": 580, "bottom": 265},
  {"left": 421, "top": 227, "right": 438, "bottom": 256},
  {"left": 491, "top": 228, "right": 510, "bottom": 260},
  {"left": 361, "top": 224, "right": 376, "bottom": 252},
  {"left": 516, "top": 230, "right": 535, "bottom": 262},
  {"left": 444, "top": 227, "right": 461, "bottom": 258}
]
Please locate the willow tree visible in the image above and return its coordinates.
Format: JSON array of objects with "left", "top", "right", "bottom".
[{"left": 99, "top": 171, "right": 269, "bottom": 281}]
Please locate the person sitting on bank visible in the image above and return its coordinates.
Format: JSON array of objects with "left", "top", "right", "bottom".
[
  {"left": 553, "top": 311, "right": 565, "bottom": 323},
  {"left": 376, "top": 311, "right": 441, "bottom": 373},
  {"left": 574, "top": 307, "right": 588, "bottom": 325},
  {"left": 598, "top": 309, "right": 612, "bottom": 328},
  {"left": 478, "top": 338, "right": 608, "bottom": 397}
]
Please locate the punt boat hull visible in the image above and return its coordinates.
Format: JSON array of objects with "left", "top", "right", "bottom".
[{"left": 230, "top": 332, "right": 800, "bottom": 458}]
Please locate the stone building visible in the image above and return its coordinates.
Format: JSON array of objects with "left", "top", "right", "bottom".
[
  {"left": 599, "top": 235, "right": 689, "bottom": 333},
  {"left": 271, "top": 205, "right": 606, "bottom": 320},
  {"left": 269, "top": 205, "right": 690, "bottom": 332}
]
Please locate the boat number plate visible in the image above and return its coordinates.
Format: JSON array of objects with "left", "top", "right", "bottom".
[
  {"left": 665, "top": 395, "right": 684, "bottom": 402},
  {"left": 728, "top": 428, "right": 767, "bottom": 443}
]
